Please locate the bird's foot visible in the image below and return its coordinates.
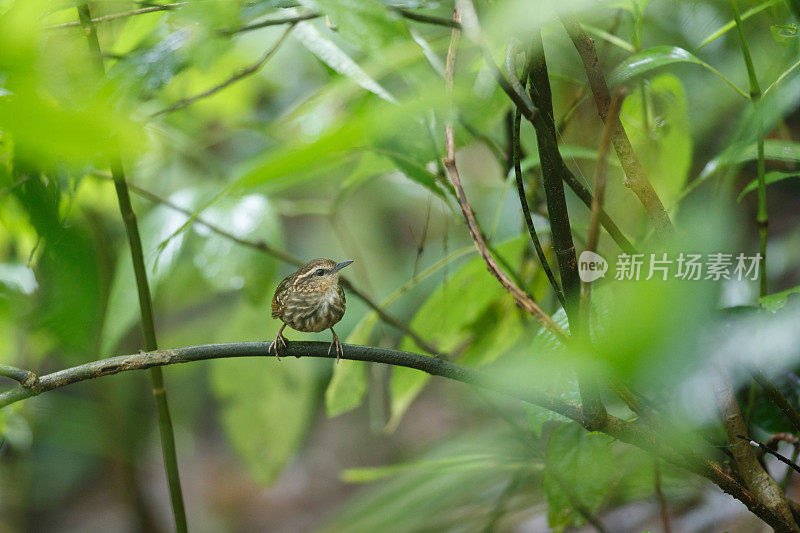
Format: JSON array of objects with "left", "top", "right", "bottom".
[
  {"left": 268, "top": 332, "right": 288, "bottom": 360},
  {"left": 328, "top": 330, "right": 344, "bottom": 363}
]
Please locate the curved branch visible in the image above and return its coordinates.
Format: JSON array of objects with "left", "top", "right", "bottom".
[
  {"left": 442, "top": 8, "right": 565, "bottom": 339},
  {"left": 560, "top": 15, "right": 673, "bottom": 235},
  {"left": 0, "top": 340, "right": 793, "bottom": 529}
]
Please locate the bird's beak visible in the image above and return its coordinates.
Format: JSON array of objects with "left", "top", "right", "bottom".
[{"left": 331, "top": 260, "right": 354, "bottom": 273}]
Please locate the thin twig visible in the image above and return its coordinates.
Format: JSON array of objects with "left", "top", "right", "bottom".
[
  {"left": 442, "top": 8, "right": 566, "bottom": 340},
  {"left": 46, "top": 3, "right": 185, "bottom": 29},
  {"left": 585, "top": 88, "right": 625, "bottom": 256},
  {"left": 654, "top": 460, "right": 672, "bottom": 533},
  {"left": 152, "top": 23, "right": 295, "bottom": 117},
  {"left": 391, "top": 7, "right": 462, "bottom": 29},
  {"left": 560, "top": 15, "right": 673, "bottom": 235},
  {"left": 77, "top": 6, "right": 187, "bottom": 531},
  {"left": 222, "top": 12, "right": 320, "bottom": 35},
  {"left": 739, "top": 435, "right": 800, "bottom": 476},
  {"left": 90, "top": 172, "right": 442, "bottom": 355}
]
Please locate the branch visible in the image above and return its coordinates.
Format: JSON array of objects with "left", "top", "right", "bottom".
[
  {"left": 524, "top": 28, "right": 607, "bottom": 428},
  {"left": 506, "top": 46, "right": 564, "bottom": 308},
  {"left": 77, "top": 6, "right": 187, "bottom": 531},
  {"left": 91, "top": 173, "right": 442, "bottom": 355},
  {"left": 560, "top": 15, "right": 674, "bottom": 236},
  {"left": 715, "top": 368, "right": 798, "bottom": 529},
  {"left": 151, "top": 23, "right": 295, "bottom": 117},
  {"left": 222, "top": 12, "right": 320, "bottom": 35},
  {"left": 0, "top": 364, "right": 38, "bottom": 389},
  {"left": 442, "top": 8, "right": 566, "bottom": 340},
  {"left": 46, "top": 3, "right": 185, "bottom": 29},
  {"left": 740, "top": 436, "right": 800, "bottom": 476},
  {"left": 0, "top": 340, "right": 794, "bottom": 529},
  {"left": 586, "top": 88, "right": 624, "bottom": 256}
]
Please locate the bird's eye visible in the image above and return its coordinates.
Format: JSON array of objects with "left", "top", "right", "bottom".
[{"left": 315, "top": 269, "right": 326, "bottom": 276}]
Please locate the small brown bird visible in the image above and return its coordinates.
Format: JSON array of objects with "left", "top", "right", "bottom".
[{"left": 270, "top": 258, "right": 354, "bottom": 361}]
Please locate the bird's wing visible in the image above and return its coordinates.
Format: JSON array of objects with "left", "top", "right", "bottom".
[{"left": 271, "top": 276, "right": 292, "bottom": 319}]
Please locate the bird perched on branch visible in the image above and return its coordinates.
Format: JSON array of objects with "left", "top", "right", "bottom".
[{"left": 270, "top": 258, "right": 354, "bottom": 361}]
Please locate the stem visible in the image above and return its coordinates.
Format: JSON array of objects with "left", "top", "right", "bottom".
[
  {"left": 527, "top": 30, "right": 606, "bottom": 428},
  {"left": 731, "top": 0, "right": 767, "bottom": 296},
  {"left": 77, "top": 6, "right": 187, "bottom": 531},
  {"left": 0, "top": 341, "right": 795, "bottom": 529},
  {"left": 561, "top": 15, "right": 674, "bottom": 235},
  {"left": 505, "top": 46, "right": 564, "bottom": 307}
]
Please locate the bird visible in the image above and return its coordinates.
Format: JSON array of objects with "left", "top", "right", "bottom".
[{"left": 269, "top": 258, "right": 354, "bottom": 361}]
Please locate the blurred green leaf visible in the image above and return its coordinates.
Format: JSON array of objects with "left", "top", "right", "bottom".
[
  {"left": 189, "top": 192, "right": 282, "bottom": 302},
  {"left": 761, "top": 285, "right": 800, "bottom": 312},
  {"left": 293, "top": 21, "right": 398, "bottom": 103},
  {"left": 737, "top": 171, "right": 800, "bottom": 202},
  {"left": 389, "top": 236, "right": 528, "bottom": 431},
  {"left": 299, "top": 0, "right": 407, "bottom": 49},
  {"left": 772, "top": 23, "right": 800, "bottom": 45},
  {"left": 699, "top": 140, "right": 800, "bottom": 182},
  {"left": 210, "top": 356, "right": 319, "bottom": 484},
  {"left": 544, "top": 423, "right": 614, "bottom": 532},
  {"left": 620, "top": 74, "right": 691, "bottom": 206},
  {"left": 325, "top": 312, "right": 376, "bottom": 417},
  {"left": 609, "top": 46, "right": 748, "bottom": 99},
  {"left": 14, "top": 175, "right": 102, "bottom": 358}
]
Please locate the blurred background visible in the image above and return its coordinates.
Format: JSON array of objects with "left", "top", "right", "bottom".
[{"left": 1, "top": 0, "right": 800, "bottom": 531}]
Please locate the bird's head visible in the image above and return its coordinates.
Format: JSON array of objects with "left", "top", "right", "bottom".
[{"left": 292, "top": 258, "right": 354, "bottom": 292}]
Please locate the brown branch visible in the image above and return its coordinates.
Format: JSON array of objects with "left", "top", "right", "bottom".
[
  {"left": 222, "top": 12, "right": 321, "bottom": 35},
  {"left": 561, "top": 15, "right": 673, "bottom": 236},
  {"left": 90, "top": 172, "right": 442, "bottom": 356},
  {"left": 585, "top": 88, "right": 624, "bottom": 255},
  {"left": 715, "top": 369, "right": 798, "bottom": 529},
  {"left": 151, "top": 23, "right": 296, "bottom": 117},
  {"left": 442, "top": 8, "right": 566, "bottom": 340}
]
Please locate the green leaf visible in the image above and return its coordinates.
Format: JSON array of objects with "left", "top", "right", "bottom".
[
  {"left": 388, "top": 236, "right": 529, "bottom": 431},
  {"left": 210, "top": 356, "right": 319, "bottom": 484},
  {"left": 620, "top": 74, "right": 691, "bottom": 206},
  {"left": 761, "top": 285, "right": 800, "bottom": 312},
  {"left": 699, "top": 140, "right": 800, "bottom": 182},
  {"left": 341, "top": 454, "right": 512, "bottom": 483},
  {"left": 190, "top": 192, "right": 282, "bottom": 302},
  {"left": 609, "top": 46, "right": 749, "bottom": 99},
  {"left": 325, "top": 312, "right": 377, "bottom": 416},
  {"left": 293, "top": 21, "right": 398, "bottom": 103},
  {"left": 772, "top": 23, "right": 800, "bottom": 45},
  {"left": 544, "top": 423, "right": 614, "bottom": 532},
  {"left": 298, "top": 0, "right": 407, "bottom": 50},
  {"left": 374, "top": 148, "right": 455, "bottom": 201},
  {"left": 737, "top": 171, "right": 800, "bottom": 202}
]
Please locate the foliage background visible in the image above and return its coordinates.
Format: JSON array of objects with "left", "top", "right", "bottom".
[{"left": 1, "top": 0, "right": 800, "bottom": 531}]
